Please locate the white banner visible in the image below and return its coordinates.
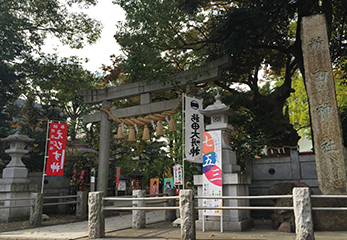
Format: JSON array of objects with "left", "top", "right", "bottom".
[
  {"left": 173, "top": 164, "right": 183, "bottom": 185},
  {"left": 118, "top": 180, "right": 126, "bottom": 191},
  {"left": 185, "top": 95, "right": 204, "bottom": 163},
  {"left": 202, "top": 131, "right": 223, "bottom": 216}
]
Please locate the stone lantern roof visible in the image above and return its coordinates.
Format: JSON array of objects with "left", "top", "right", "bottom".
[
  {"left": 200, "top": 93, "right": 235, "bottom": 131},
  {"left": 0, "top": 128, "right": 34, "bottom": 143},
  {"left": 200, "top": 93, "right": 232, "bottom": 116}
]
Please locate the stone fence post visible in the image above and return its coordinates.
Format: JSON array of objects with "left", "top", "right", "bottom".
[
  {"left": 164, "top": 188, "right": 176, "bottom": 222},
  {"left": 88, "top": 191, "right": 105, "bottom": 239},
  {"left": 30, "top": 192, "right": 43, "bottom": 226},
  {"left": 76, "top": 191, "right": 88, "bottom": 219},
  {"left": 293, "top": 187, "right": 315, "bottom": 240},
  {"left": 132, "top": 190, "right": 146, "bottom": 229},
  {"left": 180, "top": 189, "right": 195, "bottom": 240}
]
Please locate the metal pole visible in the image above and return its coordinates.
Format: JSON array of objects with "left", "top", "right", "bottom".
[
  {"left": 182, "top": 93, "right": 185, "bottom": 190},
  {"left": 41, "top": 120, "right": 51, "bottom": 193}
]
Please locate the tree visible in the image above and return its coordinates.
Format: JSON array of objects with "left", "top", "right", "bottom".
[
  {"left": 5, "top": 56, "right": 101, "bottom": 172},
  {"left": 0, "top": 0, "right": 102, "bottom": 113},
  {"left": 108, "top": 125, "right": 176, "bottom": 188},
  {"left": 284, "top": 69, "right": 347, "bottom": 147},
  {"left": 0, "top": 0, "right": 102, "bottom": 172},
  {"left": 282, "top": 74, "right": 311, "bottom": 141},
  {"left": 111, "top": 0, "right": 347, "bottom": 149},
  {"left": 19, "top": 54, "right": 102, "bottom": 141}
]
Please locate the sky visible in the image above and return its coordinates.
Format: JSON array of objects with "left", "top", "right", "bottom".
[{"left": 42, "top": 1, "right": 125, "bottom": 73}]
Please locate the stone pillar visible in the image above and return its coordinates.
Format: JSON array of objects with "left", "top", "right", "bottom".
[
  {"left": 180, "top": 190, "right": 195, "bottom": 240},
  {"left": 132, "top": 190, "right": 146, "bottom": 229},
  {"left": 291, "top": 149, "right": 301, "bottom": 181},
  {"left": 164, "top": 188, "right": 176, "bottom": 222},
  {"left": 293, "top": 188, "right": 315, "bottom": 240},
  {"left": 30, "top": 192, "right": 43, "bottom": 226},
  {"left": 97, "top": 100, "right": 111, "bottom": 195},
  {"left": 301, "top": 14, "right": 347, "bottom": 194},
  {"left": 76, "top": 191, "right": 88, "bottom": 219},
  {"left": 88, "top": 191, "right": 105, "bottom": 238}
]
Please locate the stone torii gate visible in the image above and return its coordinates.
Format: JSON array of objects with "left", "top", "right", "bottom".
[{"left": 77, "top": 56, "right": 232, "bottom": 195}]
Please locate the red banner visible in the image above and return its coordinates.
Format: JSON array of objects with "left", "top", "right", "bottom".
[
  {"left": 116, "top": 167, "right": 121, "bottom": 190},
  {"left": 46, "top": 122, "right": 68, "bottom": 176}
]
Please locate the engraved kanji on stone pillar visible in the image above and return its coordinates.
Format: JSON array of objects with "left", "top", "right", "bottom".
[{"left": 301, "top": 14, "right": 347, "bottom": 194}]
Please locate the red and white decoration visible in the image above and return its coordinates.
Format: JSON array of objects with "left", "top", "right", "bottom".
[
  {"left": 116, "top": 167, "right": 121, "bottom": 190},
  {"left": 46, "top": 122, "right": 68, "bottom": 176},
  {"left": 203, "top": 130, "right": 223, "bottom": 215},
  {"left": 173, "top": 164, "right": 183, "bottom": 185}
]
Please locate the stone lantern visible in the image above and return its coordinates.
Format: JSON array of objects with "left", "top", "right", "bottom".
[
  {"left": 199, "top": 93, "right": 240, "bottom": 173},
  {"left": 194, "top": 93, "right": 254, "bottom": 232},
  {"left": 0, "top": 129, "right": 37, "bottom": 222},
  {"left": 0, "top": 129, "right": 34, "bottom": 183}
]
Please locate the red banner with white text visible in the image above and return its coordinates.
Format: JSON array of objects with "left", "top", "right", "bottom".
[
  {"left": 116, "top": 167, "right": 121, "bottom": 190},
  {"left": 46, "top": 122, "right": 68, "bottom": 176}
]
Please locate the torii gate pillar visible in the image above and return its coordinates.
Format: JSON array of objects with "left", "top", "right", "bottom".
[{"left": 98, "top": 100, "right": 111, "bottom": 194}]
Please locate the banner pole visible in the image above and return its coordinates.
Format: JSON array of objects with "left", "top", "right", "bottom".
[
  {"left": 182, "top": 93, "right": 185, "bottom": 190},
  {"left": 41, "top": 120, "right": 51, "bottom": 193}
]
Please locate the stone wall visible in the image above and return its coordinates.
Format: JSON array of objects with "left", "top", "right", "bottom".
[
  {"left": 28, "top": 172, "right": 70, "bottom": 214},
  {"left": 247, "top": 150, "right": 319, "bottom": 208},
  {"left": 28, "top": 172, "right": 70, "bottom": 193}
]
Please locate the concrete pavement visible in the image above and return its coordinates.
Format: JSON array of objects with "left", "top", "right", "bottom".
[
  {"left": 1, "top": 211, "right": 347, "bottom": 239},
  {"left": 0, "top": 210, "right": 165, "bottom": 240},
  {"left": 86, "top": 220, "right": 347, "bottom": 240}
]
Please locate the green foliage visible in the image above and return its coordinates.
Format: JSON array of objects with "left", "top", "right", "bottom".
[
  {"left": 285, "top": 75, "right": 311, "bottom": 140},
  {"left": 111, "top": 0, "right": 347, "bottom": 150},
  {"left": 0, "top": 62, "right": 22, "bottom": 112},
  {"left": 65, "top": 145, "right": 97, "bottom": 194},
  {"left": 166, "top": 111, "right": 183, "bottom": 164},
  {"left": 20, "top": 54, "right": 101, "bottom": 141},
  {"left": 216, "top": 90, "right": 268, "bottom": 165},
  {"left": 112, "top": 0, "right": 210, "bottom": 84},
  {"left": 110, "top": 129, "right": 174, "bottom": 187},
  {"left": 229, "top": 109, "right": 269, "bottom": 166},
  {"left": 0, "top": 55, "right": 101, "bottom": 174},
  {"left": 0, "top": 0, "right": 102, "bottom": 116},
  {"left": 0, "top": 0, "right": 101, "bottom": 60},
  {"left": 0, "top": 108, "right": 16, "bottom": 171},
  {"left": 283, "top": 70, "right": 347, "bottom": 146},
  {"left": 0, "top": 0, "right": 102, "bottom": 174},
  {"left": 335, "top": 69, "right": 347, "bottom": 147}
]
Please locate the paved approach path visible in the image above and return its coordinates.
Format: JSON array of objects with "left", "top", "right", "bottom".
[
  {"left": 84, "top": 221, "right": 347, "bottom": 240},
  {"left": 0, "top": 210, "right": 164, "bottom": 240},
  {"left": 1, "top": 212, "right": 347, "bottom": 240}
]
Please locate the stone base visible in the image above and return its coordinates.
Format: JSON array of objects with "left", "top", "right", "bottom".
[
  {"left": 194, "top": 173, "right": 253, "bottom": 232},
  {"left": 2, "top": 166, "right": 28, "bottom": 180},
  {"left": 0, "top": 178, "right": 30, "bottom": 184},
  {"left": 195, "top": 218, "right": 254, "bottom": 231},
  {"left": 0, "top": 182, "right": 38, "bottom": 223}
]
